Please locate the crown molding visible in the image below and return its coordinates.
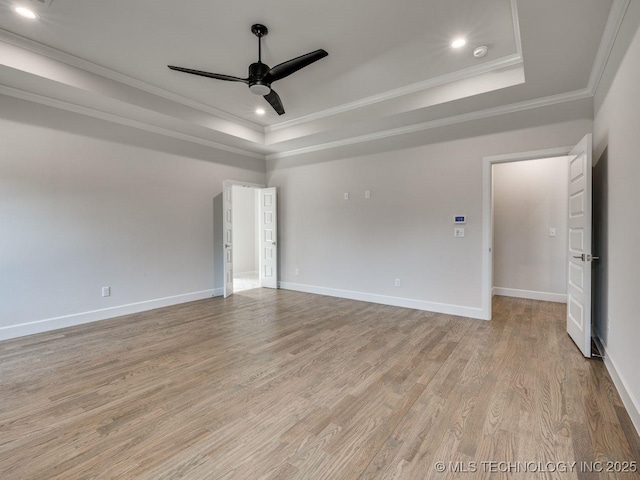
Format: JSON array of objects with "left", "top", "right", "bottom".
[
  {"left": 3, "top": 0, "right": 623, "bottom": 164},
  {"left": 0, "top": 84, "right": 265, "bottom": 159},
  {"left": 587, "top": 0, "right": 631, "bottom": 95},
  {"left": 265, "top": 54, "right": 523, "bottom": 134},
  {"left": 266, "top": 2, "right": 524, "bottom": 134},
  {"left": 510, "top": 0, "right": 523, "bottom": 61},
  {"left": 266, "top": 88, "right": 592, "bottom": 160},
  {"left": 0, "top": 28, "right": 264, "bottom": 133}
]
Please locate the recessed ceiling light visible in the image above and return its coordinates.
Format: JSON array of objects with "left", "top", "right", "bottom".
[
  {"left": 255, "top": 108, "right": 266, "bottom": 115},
  {"left": 13, "top": 6, "right": 38, "bottom": 19},
  {"left": 451, "top": 38, "right": 467, "bottom": 49}
]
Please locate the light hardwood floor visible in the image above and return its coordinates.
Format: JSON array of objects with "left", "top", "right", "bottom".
[{"left": 1, "top": 291, "right": 638, "bottom": 479}]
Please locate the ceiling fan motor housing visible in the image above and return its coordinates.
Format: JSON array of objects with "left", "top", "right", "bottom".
[{"left": 248, "top": 62, "right": 271, "bottom": 95}]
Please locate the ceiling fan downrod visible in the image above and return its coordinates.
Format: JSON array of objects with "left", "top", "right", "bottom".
[{"left": 251, "top": 23, "right": 268, "bottom": 64}]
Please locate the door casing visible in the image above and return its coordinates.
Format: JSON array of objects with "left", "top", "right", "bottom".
[
  {"left": 222, "top": 180, "right": 279, "bottom": 297},
  {"left": 482, "top": 145, "right": 575, "bottom": 320}
]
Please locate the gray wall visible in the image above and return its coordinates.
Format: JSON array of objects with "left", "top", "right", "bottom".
[
  {"left": 0, "top": 95, "right": 265, "bottom": 340},
  {"left": 267, "top": 100, "right": 592, "bottom": 318},
  {"left": 593, "top": 0, "right": 640, "bottom": 431},
  {"left": 232, "top": 186, "right": 258, "bottom": 274},
  {"left": 493, "top": 157, "right": 568, "bottom": 301}
]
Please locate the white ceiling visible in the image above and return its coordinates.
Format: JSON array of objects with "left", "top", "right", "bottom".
[{"left": 0, "top": 0, "right": 615, "bottom": 159}]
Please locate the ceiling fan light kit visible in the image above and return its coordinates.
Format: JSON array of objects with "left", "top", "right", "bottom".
[{"left": 168, "top": 24, "right": 328, "bottom": 116}]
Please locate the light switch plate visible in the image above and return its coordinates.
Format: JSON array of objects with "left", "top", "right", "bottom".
[{"left": 454, "top": 227, "right": 465, "bottom": 238}]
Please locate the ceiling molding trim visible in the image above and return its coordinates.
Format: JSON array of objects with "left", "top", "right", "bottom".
[
  {"left": 510, "top": 0, "right": 523, "bottom": 60},
  {"left": 587, "top": 0, "right": 631, "bottom": 95},
  {"left": 0, "top": 84, "right": 265, "bottom": 160},
  {"left": 0, "top": 28, "right": 264, "bottom": 133},
  {"left": 265, "top": 54, "right": 523, "bottom": 134},
  {"left": 266, "top": 4, "right": 524, "bottom": 134},
  {"left": 266, "top": 88, "right": 593, "bottom": 160}
]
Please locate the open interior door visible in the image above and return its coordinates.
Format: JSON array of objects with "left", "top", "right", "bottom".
[
  {"left": 223, "top": 184, "right": 233, "bottom": 298},
  {"left": 566, "top": 134, "right": 593, "bottom": 358},
  {"left": 259, "top": 187, "right": 278, "bottom": 289}
]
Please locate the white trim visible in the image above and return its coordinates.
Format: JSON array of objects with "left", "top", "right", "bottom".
[
  {"left": 3, "top": 0, "right": 628, "bottom": 164},
  {"left": 279, "top": 282, "right": 486, "bottom": 320},
  {"left": 267, "top": 89, "right": 592, "bottom": 160},
  {"left": 587, "top": 0, "right": 631, "bottom": 95},
  {"left": 0, "top": 28, "right": 263, "bottom": 133},
  {"left": 493, "top": 287, "right": 567, "bottom": 303},
  {"left": 212, "top": 288, "right": 224, "bottom": 297},
  {"left": 483, "top": 146, "right": 574, "bottom": 164},
  {"left": 266, "top": 0, "right": 524, "bottom": 134},
  {"left": 0, "top": 0, "right": 627, "bottom": 160},
  {"left": 0, "top": 84, "right": 266, "bottom": 160},
  {"left": 223, "top": 179, "right": 266, "bottom": 189},
  {"left": 597, "top": 339, "right": 640, "bottom": 436},
  {"left": 509, "top": 0, "right": 524, "bottom": 61},
  {"left": 1, "top": 80, "right": 592, "bottom": 163},
  {"left": 266, "top": 54, "right": 523, "bottom": 133},
  {"left": 0, "top": 289, "right": 216, "bottom": 342},
  {"left": 482, "top": 146, "right": 573, "bottom": 320}
]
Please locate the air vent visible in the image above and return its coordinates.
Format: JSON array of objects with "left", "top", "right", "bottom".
[{"left": 29, "top": 0, "right": 54, "bottom": 7}]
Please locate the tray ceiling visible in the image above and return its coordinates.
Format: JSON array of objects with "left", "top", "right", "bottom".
[{"left": 0, "top": 0, "right": 615, "bottom": 159}]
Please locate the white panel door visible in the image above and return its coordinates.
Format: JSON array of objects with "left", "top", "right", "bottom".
[
  {"left": 259, "top": 187, "right": 278, "bottom": 289},
  {"left": 223, "top": 184, "right": 233, "bottom": 298},
  {"left": 566, "top": 134, "right": 593, "bottom": 358}
]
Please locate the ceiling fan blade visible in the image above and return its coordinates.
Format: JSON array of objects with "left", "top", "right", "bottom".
[
  {"left": 264, "top": 90, "right": 285, "bottom": 115},
  {"left": 168, "top": 65, "right": 248, "bottom": 83},
  {"left": 264, "top": 49, "right": 328, "bottom": 83}
]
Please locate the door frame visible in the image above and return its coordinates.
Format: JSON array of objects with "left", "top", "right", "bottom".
[
  {"left": 481, "top": 146, "right": 573, "bottom": 320},
  {"left": 222, "top": 180, "right": 265, "bottom": 298}
]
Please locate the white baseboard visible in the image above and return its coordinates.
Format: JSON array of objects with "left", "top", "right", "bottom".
[
  {"left": 493, "top": 287, "right": 567, "bottom": 303},
  {"left": 212, "top": 288, "right": 224, "bottom": 297},
  {"left": 0, "top": 289, "right": 216, "bottom": 342},
  {"left": 279, "top": 282, "right": 485, "bottom": 320},
  {"left": 595, "top": 336, "right": 640, "bottom": 437}
]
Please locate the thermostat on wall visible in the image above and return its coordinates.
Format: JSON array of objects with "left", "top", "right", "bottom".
[{"left": 454, "top": 215, "right": 466, "bottom": 224}]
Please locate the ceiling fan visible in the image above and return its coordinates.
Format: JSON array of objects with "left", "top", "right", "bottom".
[{"left": 168, "top": 24, "right": 328, "bottom": 116}]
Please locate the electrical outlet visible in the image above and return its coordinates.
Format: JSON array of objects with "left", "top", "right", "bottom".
[
  {"left": 454, "top": 227, "right": 465, "bottom": 238},
  {"left": 344, "top": 192, "right": 349, "bottom": 200},
  {"left": 394, "top": 278, "right": 401, "bottom": 287},
  {"left": 295, "top": 268, "right": 300, "bottom": 276},
  {"left": 365, "top": 190, "right": 371, "bottom": 199},
  {"left": 102, "top": 286, "right": 111, "bottom": 297}
]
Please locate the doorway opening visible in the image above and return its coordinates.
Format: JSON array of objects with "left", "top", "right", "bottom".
[
  {"left": 482, "top": 145, "right": 574, "bottom": 320},
  {"left": 231, "top": 185, "right": 260, "bottom": 292},
  {"left": 220, "top": 180, "right": 278, "bottom": 298},
  {"left": 483, "top": 136, "right": 593, "bottom": 357},
  {"left": 492, "top": 156, "right": 569, "bottom": 303}
]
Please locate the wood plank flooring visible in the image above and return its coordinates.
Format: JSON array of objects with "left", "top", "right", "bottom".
[{"left": 1, "top": 290, "right": 638, "bottom": 479}]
